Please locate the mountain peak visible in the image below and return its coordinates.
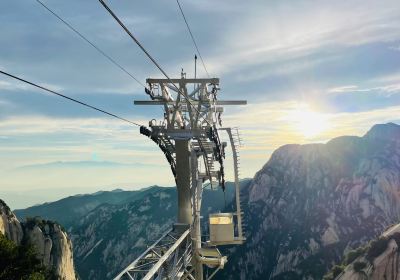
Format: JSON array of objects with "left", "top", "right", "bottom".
[{"left": 364, "top": 122, "right": 400, "bottom": 141}]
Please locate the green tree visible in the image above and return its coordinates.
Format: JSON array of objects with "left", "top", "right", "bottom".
[
  {"left": 0, "top": 233, "right": 58, "bottom": 280},
  {"left": 366, "top": 237, "right": 389, "bottom": 261},
  {"left": 353, "top": 261, "right": 367, "bottom": 272}
]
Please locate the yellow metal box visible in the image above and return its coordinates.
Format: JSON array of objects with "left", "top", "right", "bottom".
[{"left": 209, "top": 213, "right": 234, "bottom": 243}]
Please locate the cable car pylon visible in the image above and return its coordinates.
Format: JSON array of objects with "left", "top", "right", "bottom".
[{"left": 114, "top": 71, "right": 247, "bottom": 280}]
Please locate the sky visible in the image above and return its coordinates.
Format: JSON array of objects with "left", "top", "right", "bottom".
[{"left": 1, "top": 0, "right": 400, "bottom": 208}]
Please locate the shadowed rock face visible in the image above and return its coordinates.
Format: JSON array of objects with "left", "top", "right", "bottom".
[
  {"left": 333, "top": 224, "right": 400, "bottom": 280},
  {"left": 218, "top": 123, "right": 400, "bottom": 280},
  {"left": 364, "top": 122, "right": 400, "bottom": 142},
  {"left": 0, "top": 199, "right": 76, "bottom": 280}
]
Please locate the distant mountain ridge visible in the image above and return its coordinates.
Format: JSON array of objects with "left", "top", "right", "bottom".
[
  {"left": 15, "top": 186, "right": 164, "bottom": 228},
  {"left": 15, "top": 160, "right": 156, "bottom": 170}
]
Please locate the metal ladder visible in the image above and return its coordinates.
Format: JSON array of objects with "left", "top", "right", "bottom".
[{"left": 223, "top": 128, "right": 245, "bottom": 242}]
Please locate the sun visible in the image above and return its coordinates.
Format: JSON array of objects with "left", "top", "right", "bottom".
[{"left": 289, "top": 105, "right": 330, "bottom": 138}]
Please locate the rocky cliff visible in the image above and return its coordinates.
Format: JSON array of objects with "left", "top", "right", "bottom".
[
  {"left": 218, "top": 122, "right": 400, "bottom": 279},
  {"left": 0, "top": 199, "right": 76, "bottom": 280},
  {"left": 0, "top": 199, "right": 23, "bottom": 244},
  {"left": 323, "top": 223, "right": 400, "bottom": 280}
]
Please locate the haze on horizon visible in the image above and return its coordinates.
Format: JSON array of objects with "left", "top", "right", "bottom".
[{"left": 1, "top": 0, "right": 400, "bottom": 208}]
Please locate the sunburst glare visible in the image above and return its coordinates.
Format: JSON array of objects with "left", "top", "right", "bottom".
[{"left": 287, "top": 104, "right": 330, "bottom": 139}]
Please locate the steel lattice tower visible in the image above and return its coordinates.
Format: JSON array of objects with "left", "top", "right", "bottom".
[{"left": 114, "top": 72, "right": 246, "bottom": 280}]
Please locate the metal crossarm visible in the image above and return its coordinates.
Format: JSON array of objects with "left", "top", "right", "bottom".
[{"left": 134, "top": 100, "right": 247, "bottom": 106}]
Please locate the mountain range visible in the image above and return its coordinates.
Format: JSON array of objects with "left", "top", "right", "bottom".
[
  {"left": 218, "top": 122, "right": 400, "bottom": 279},
  {"left": 15, "top": 182, "right": 245, "bottom": 279},
  {"left": 11, "top": 122, "right": 400, "bottom": 279},
  {"left": 15, "top": 187, "right": 169, "bottom": 229}
]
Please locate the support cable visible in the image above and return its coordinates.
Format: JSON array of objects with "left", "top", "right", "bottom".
[
  {"left": 176, "top": 0, "right": 210, "bottom": 78},
  {"left": 98, "top": 0, "right": 173, "bottom": 83},
  {"left": 0, "top": 70, "right": 142, "bottom": 127},
  {"left": 35, "top": 0, "right": 146, "bottom": 88},
  {"left": 97, "top": 0, "right": 212, "bottom": 126}
]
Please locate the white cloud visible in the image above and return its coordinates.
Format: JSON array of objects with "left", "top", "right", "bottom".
[
  {"left": 0, "top": 162, "right": 173, "bottom": 190},
  {"left": 233, "top": 55, "right": 337, "bottom": 83},
  {"left": 0, "top": 99, "right": 12, "bottom": 107},
  {"left": 0, "top": 78, "right": 63, "bottom": 92},
  {"left": 328, "top": 83, "right": 400, "bottom": 96},
  {"left": 389, "top": 45, "right": 400, "bottom": 52},
  {"left": 0, "top": 116, "right": 147, "bottom": 136},
  {"left": 328, "top": 85, "right": 360, "bottom": 94},
  {"left": 0, "top": 80, "right": 29, "bottom": 91},
  {"left": 205, "top": 0, "right": 400, "bottom": 75},
  {"left": 0, "top": 115, "right": 174, "bottom": 190},
  {"left": 374, "top": 72, "right": 400, "bottom": 84},
  {"left": 0, "top": 115, "right": 159, "bottom": 168},
  {"left": 1, "top": 100, "right": 400, "bottom": 193}
]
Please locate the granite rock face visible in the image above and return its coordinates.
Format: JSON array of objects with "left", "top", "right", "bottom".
[
  {"left": 24, "top": 221, "right": 76, "bottom": 280},
  {"left": 334, "top": 224, "right": 400, "bottom": 280},
  {"left": 0, "top": 199, "right": 23, "bottom": 244},
  {"left": 219, "top": 123, "right": 400, "bottom": 279},
  {"left": 0, "top": 199, "right": 76, "bottom": 280}
]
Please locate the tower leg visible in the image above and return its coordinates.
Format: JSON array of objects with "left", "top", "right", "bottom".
[
  {"left": 194, "top": 191, "right": 204, "bottom": 280},
  {"left": 175, "top": 140, "right": 192, "bottom": 225},
  {"left": 191, "top": 150, "right": 204, "bottom": 280}
]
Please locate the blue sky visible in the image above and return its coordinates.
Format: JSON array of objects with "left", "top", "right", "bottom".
[{"left": 1, "top": 0, "right": 400, "bottom": 208}]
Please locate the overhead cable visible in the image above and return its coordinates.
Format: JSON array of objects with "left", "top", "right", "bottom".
[
  {"left": 97, "top": 0, "right": 212, "bottom": 126},
  {"left": 176, "top": 0, "right": 210, "bottom": 78},
  {"left": 35, "top": 0, "right": 146, "bottom": 88},
  {"left": 98, "top": 0, "right": 175, "bottom": 84},
  {"left": 0, "top": 70, "right": 142, "bottom": 127}
]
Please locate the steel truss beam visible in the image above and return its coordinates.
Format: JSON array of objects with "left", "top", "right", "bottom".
[{"left": 113, "top": 225, "right": 192, "bottom": 280}]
